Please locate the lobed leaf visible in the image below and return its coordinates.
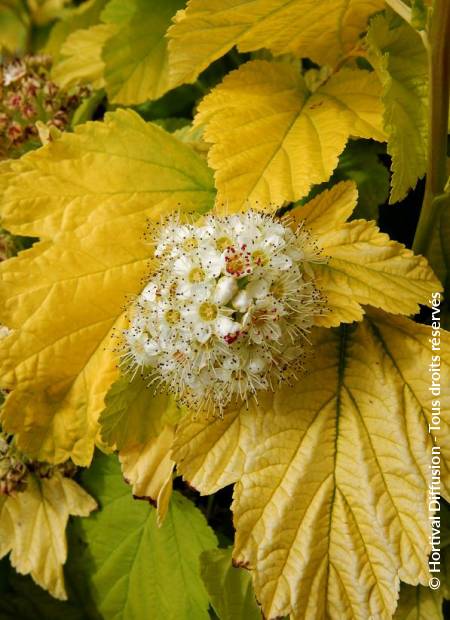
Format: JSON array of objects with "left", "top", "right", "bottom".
[
  {"left": 78, "top": 453, "right": 217, "bottom": 619},
  {"left": 174, "top": 310, "right": 450, "bottom": 618},
  {"left": 0, "top": 108, "right": 214, "bottom": 238},
  {"left": 294, "top": 182, "right": 441, "bottom": 326},
  {"left": 200, "top": 547, "right": 261, "bottom": 619},
  {"left": 167, "top": 0, "right": 385, "bottom": 86},
  {"left": 0, "top": 110, "right": 214, "bottom": 464},
  {"left": 195, "top": 60, "right": 385, "bottom": 208},
  {"left": 366, "top": 14, "right": 428, "bottom": 203},
  {"left": 52, "top": 23, "right": 116, "bottom": 90},
  {"left": 102, "top": 0, "right": 186, "bottom": 104},
  {"left": 0, "top": 473, "right": 96, "bottom": 600},
  {"left": 119, "top": 424, "right": 175, "bottom": 525}
]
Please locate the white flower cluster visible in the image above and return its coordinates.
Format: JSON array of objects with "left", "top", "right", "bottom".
[{"left": 123, "top": 210, "right": 325, "bottom": 412}]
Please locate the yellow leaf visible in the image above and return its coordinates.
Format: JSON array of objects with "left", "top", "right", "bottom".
[
  {"left": 167, "top": 0, "right": 384, "bottom": 86},
  {"left": 0, "top": 109, "right": 214, "bottom": 239},
  {"left": 174, "top": 310, "right": 450, "bottom": 619},
  {"left": 195, "top": 60, "right": 385, "bottom": 208},
  {"left": 294, "top": 182, "right": 441, "bottom": 326},
  {"left": 0, "top": 110, "right": 214, "bottom": 464},
  {"left": 119, "top": 424, "right": 175, "bottom": 526},
  {"left": 173, "top": 403, "right": 255, "bottom": 495},
  {"left": 0, "top": 472, "right": 96, "bottom": 599},
  {"left": 44, "top": 0, "right": 108, "bottom": 60},
  {"left": 52, "top": 23, "right": 117, "bottom": 90}
]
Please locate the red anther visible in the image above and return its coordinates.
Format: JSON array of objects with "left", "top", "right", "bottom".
[{"left": 224, "top": 332, "right": 240, "bottom": 344}]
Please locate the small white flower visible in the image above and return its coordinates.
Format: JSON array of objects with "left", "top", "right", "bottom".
[
  {"left": 0, "top": 325, "right": 11, "bottom": 340},
  {"left": 122, "top": 210, "right": 326, "bottom": 412}
]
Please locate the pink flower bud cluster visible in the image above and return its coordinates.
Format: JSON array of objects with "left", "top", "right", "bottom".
[{"left": 0, "top": 54, "right": 90, "bottom": 158}]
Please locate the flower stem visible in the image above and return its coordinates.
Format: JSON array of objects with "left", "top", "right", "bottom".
[{"left": 413, "top": 0, "right": 450, "bottom": 257}]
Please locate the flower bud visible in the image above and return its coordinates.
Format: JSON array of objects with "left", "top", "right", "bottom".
[{"left": 213, "top": 276, "right": 238, "bottom": 304}]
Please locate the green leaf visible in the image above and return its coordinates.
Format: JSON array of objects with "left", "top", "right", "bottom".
[
  {"left": 393, "top": 583, "right": 444, "bottom": 619},
  {"left": 411, "top": 0, "right": 428, "bottom": 31},
  {"left": 0, "top": 562, "right": 87, "bottom": 620},
  {"left": 335, "top": 140, "right": 389, "bottom": 220},
  {"left": 100, "top": 0, "right": 136, "bottom": 24},
  {"left": 200, "top": 548, "right": 261, "bottom": 620},
  {"left": 366, "top": 14, "right": 428, "bottom": 203},
  {"left": 102, "top": 0, "right": 185, "bottom": 104},
  {"left": 99, "top": 373, "right": 181, "bottom": 450},
  {"left": 78, "top": 453, "right": 217, "bottom": 620},
  {"left": 304, "top": 139, "right": 389, "bottom": 221},
  {"left": 0, "top": 2, "right": 29, "bottom": 54}
]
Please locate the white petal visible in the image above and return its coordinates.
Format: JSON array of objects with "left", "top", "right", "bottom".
[
  {"left": 232, "top": 290, "right": 252, "bottom": 312},
  {"left": 248, "top": 354, "right": 268, "bottom": 374},
  {"left": 215, "top": 316, "right": 240, "bottom": 338},
  {"left": 270, "top": 254, "right": 292, "bottom": 270},
  {"left": 195, "top": 324, "right": 212, "bottom": 343},
  {"left": 246, "top": 278, "right": 270, "bottom": 299},
  {"left": 214, "top": 276, "right": 238, "bottom": 304},
  {"left": 141, "top": 282, "right": 158, "bottom": 302}
]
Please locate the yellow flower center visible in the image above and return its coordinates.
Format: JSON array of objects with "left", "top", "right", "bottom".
[
  {"left": 216, "top": 236, "right": 232, "bottom": 251},
  {"left": 165, "top": 309, "right": 181, "bottom": 325},
  {"left": 226, "top": 254, "right": 246, "bottom": 276},
  {"left": 199, "top": 302, "right": 218, "bottom": 321},
  {"left": 188, "top": 267, "right": 205, "bottom": 283},
  {"left": 182, "top": 236, "right": 198, "bottom": 251},
  {"left": 252, "top": 249, "right": 269, "bottom": 266}
]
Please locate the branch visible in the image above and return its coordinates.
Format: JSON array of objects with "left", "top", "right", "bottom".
[{"left": 413, "top": 0, "right": 450, "bottom": 256}]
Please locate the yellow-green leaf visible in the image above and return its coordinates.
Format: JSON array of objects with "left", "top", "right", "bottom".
[
  {"left": 0, "top": 473, "right": 96, "bottom": 599},
  {"left": 44, "top": 0, "right": 108, "bottom": 60},
  {"left": 99, "top": 373, "right": 180, "bottom": 450},
  {"left": 174, "top": 310, "right": 450, "bottom": 619},
  {"left": 168, "top": 0, "right": 384, "bottom": 86},
  {"left": 195, "top": 60, "right": 385, "bottom": 208},
  {"left": 79, "top": 453, "right": 217, "bottom": 619},
  {"left": 366, "top": 14, "right": 428, "bottom": 203},
  {"left": 52, "top": 23, "right": 116, "bottom": 90},
  {"left": 28, "top": 0, "right": 69, "bottom": 26},
  {"left": 200, "top": 547, "right": 262, "bottom": 620},
  {"left": 0, "top": 2, "right": 29, "bottom": 53},
  {"left": 394, "top": 584, "right": 443, "bottom": 619},
  {"left": 294, "top": 182, "right": 441, "bottom": 326},
  {"left": 0, "top": 110, "right": 214, "bottom": 464},
  {"left": 100, "top": 373, "right": 180, "bottom": 524},
  {"left": 102, "top": 0, "right": 185, "bottom": 104}
]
